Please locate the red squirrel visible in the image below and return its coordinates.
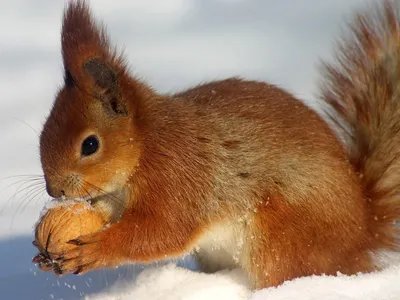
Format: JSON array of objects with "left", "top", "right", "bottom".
[{"left": 33, "top": 0, "right": 400, "bottom": 289}]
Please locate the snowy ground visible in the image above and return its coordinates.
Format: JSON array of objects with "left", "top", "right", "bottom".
[{"left": 1, "top": 0, "right": 400, "bottom": 299}]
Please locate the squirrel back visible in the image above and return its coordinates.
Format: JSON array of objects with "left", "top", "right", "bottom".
[{"left": 35, "top": 0, "right": 400, "bottom": 289}]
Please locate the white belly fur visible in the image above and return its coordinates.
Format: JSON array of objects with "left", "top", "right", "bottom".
[{"left": 194, "top": 220, "right": 247, "bottom": 272}]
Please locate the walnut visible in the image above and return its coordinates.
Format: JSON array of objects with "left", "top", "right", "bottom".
[{"left": 33, "top": 201, "right": 106, "bottom": 270}]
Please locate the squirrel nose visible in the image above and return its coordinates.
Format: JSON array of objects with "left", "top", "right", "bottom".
[{"left": 45, "top": 182, "right": 65, "bottom": 198}]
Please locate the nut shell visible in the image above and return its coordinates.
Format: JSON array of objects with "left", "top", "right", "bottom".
[{"left": 34, "top": 201, "right": 106, "bottom": 257}]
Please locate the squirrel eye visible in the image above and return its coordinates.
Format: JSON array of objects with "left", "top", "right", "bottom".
[{"left": 81, "top": 135, "right": 100, "bottom": 157}]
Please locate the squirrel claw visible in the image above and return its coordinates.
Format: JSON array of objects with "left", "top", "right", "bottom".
[
  {"left": 53, "top": 264, "right": 64, "bottom": 276},
  {"left": 32, "top": 253, "right": 45, "bottom": 263},
  {"left": 32, "top": 253, "right": 53, "bottom": 272},
  {"left": 67, "top": 239, "right": 84, "bottom": 245},
  {"left": 73, "top": 265, "right": 84, "bottom": 275}
]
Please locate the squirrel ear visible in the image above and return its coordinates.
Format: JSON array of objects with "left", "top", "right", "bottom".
[
  {"left": 84, "top": 57, "right": 128, "bottom": 116},
  {"left": 61, "top": 1, "right": 128, "bottom": 116},
  {"left": 84, "top": 58, "right": 116, "bottom": 90}
]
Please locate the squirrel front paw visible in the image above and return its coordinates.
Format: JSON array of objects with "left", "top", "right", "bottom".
[
  {"left": 32, "top": 252, "right": 53, "bottom": 272},
  {"left": 51, "top": 231, "right": 111, "bottom": 275}
]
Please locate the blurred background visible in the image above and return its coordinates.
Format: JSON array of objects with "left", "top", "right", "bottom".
[{"left": 0, "top": 0, "right": 367, "bottom": 299}]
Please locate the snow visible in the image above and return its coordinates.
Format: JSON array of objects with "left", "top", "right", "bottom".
[
  {"left": 1, "top": 0, "right": 399, "bottom": 299},
  {"left": 88, "top": 264, "right": 252, "bottom": 300},
  {"left": 87, "top": 263, "right": 400, "bottom": 300}
]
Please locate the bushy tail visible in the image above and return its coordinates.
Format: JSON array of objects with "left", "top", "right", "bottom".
[{"left": 320, "top": 0, "right": 400, "bottom": 250}]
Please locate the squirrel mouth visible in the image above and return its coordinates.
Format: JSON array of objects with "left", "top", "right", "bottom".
[
  {"left": 57, "top": 195, "right": 94, "bottom": 203},
  {"left": 72, "top": 193, "right": 113, "bottom": 205},
  {"left": 65, "top": 189, "right": 106, "bottom": 203},
  {"left": 56, "top": 188, "right": 125, "bottom": 207},
  {"left": 72, "top": 196, "right": 93, "bottom": 202}
]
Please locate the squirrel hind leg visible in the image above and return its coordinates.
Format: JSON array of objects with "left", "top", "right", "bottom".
[{"left": 245, "top": 192, "right": 375, "bottom": 289}]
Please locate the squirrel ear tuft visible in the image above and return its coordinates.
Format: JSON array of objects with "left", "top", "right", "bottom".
[
  {"left": 61, "top": 1, "right": 125, "bottom": 88},
  {"left": 61, "top": 1, "right": 108, "bottom": 71},
  {"left": 61, "top": 1, "right": 128, "bottom": 116}
]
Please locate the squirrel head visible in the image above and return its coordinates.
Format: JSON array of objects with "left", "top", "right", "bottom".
[{"left": 40, "top": 1, "right": 146, "bottom": 200}]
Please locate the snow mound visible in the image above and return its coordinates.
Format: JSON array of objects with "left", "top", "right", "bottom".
[
  {"left": 252, "top": 264, "right": 400, "bottom": 300},
  {"left": 87, "top": 264, "right": 251, "bottom": 300},
  {"left": 87, "top": 263, "right": 400, "bottom": 300}
]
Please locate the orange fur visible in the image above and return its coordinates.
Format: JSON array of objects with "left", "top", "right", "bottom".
[{"left": 35, "top": 0, "right": 400, "bottom": 289}]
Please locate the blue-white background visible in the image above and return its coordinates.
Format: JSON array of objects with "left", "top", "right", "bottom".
[{"left": 4, "top": 1, "right": 399, "bottom": 300}]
